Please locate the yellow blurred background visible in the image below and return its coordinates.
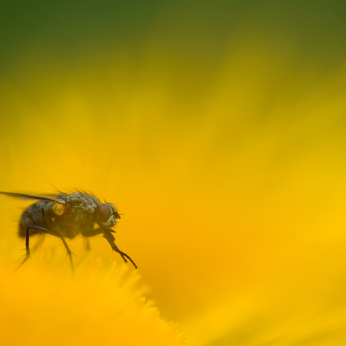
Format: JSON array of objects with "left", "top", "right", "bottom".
[{"left": 1, "top": 1, "right": 346, "bottom": 345}]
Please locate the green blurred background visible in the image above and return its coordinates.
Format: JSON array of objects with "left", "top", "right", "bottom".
[{"left": 2, "top": 1, "right": 346, "bottom": 345}]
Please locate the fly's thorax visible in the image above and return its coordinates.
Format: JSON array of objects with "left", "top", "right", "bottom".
[
  {"left": 47, "top": 193, "right": 100, "bottom": 238},
  {"left": 56, "top": 193, "right": 99, "bottom": 212},
  {"left": 49, "top": 192, "right": 120, "bottom": 236}
]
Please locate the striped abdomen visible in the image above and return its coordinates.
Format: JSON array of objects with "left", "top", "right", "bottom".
[{"left": 18, "top": 201, "right": 50, "bottom": 238}]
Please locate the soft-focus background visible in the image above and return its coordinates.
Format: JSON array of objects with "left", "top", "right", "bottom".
[{"left": 1, "top": 1, "right": 346, "bottom": 345}]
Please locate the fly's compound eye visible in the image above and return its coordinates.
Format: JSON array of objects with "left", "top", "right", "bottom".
[
  {"left": 53, "top": 203, "right": 66, "bottom": 215},
  {"left": 98, "top": 204, "right": 112, "bottom": 223}
]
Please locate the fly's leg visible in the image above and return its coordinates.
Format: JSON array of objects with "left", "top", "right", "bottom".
[
  {"left": 84, "top": 238, "right": 91, "bottom": 252},
  {"left": 101, "top": 229, "right": 137, "bottom": 269},
  {"left": 47, "top": 226, "right": 74, "bottom": 271},
  {"left": 81, "top": 227, "right": 111, "bottom": 250},
  {"left": 81, "top": 228, "right": 103, "bottom": 252},
  {"left": 32, "top": 234, "right": 45, "bottom": 253},
  {"left": 76, "top": 237, "right": 91, "bottom": 266},
  {"left": 14, "top": 225, "right": 34, "bottom": 272},
  {"left": 17, "top": 225, "right": 74, "bottom": 272},
  {"left": 77, "top": 229, "right": 102, "bottom": 265},
  {"left": 15, "top": 225, "right": 47, "bottom": 271},
  {"left": 81, "top": 228, "right": 137, "bottom": 269}
]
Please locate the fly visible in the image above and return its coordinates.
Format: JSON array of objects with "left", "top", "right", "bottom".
[{"left": 0, "top": 191, "right": 137, "bottom": 270}]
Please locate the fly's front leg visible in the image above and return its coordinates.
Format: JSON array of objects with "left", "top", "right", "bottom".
[{"left": 101, "top": 229, "right": 137, "bottom": 269}]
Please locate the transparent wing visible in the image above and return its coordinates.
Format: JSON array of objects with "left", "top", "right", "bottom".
[{"left": 0, "top": 191, "right": 65, "bottom": 204}]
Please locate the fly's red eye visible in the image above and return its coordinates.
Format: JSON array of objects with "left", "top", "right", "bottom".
[{"left": 98, "top": 204, "right": 112, "bottom": 222}]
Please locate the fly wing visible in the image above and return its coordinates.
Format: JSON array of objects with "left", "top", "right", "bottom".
[{"left": 0, "top": 191, "right": 65, "bottom": 204}]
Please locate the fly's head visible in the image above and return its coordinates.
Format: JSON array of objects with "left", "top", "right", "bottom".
[{"left": 96, "top": 203, "right": 120, "bottom": 228}]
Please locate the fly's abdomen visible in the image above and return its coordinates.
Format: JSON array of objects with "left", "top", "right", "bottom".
[{"left": 18, "top": 201, "right": 49, "bottom": 237}]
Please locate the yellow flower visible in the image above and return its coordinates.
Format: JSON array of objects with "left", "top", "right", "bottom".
[
  {"left": 2, "top": 3, "right": 346, "bottom": 344},
  {"left": 0, "top": 239, "right": 185, "bottom": 346}
]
